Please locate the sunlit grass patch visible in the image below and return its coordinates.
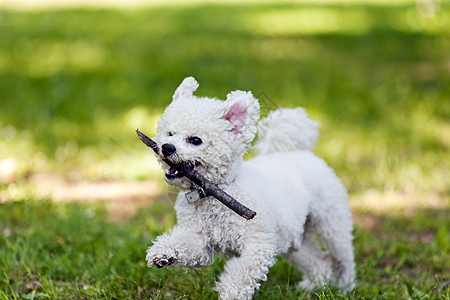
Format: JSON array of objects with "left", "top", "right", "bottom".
[{"left": 246, "top": 8, "right": 374, "bottom": 36}]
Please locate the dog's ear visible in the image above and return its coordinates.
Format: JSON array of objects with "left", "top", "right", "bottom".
[
  {"left": 173, "top": 77, "right": 199, "bottom": 101},
  {"left": 222, "top": 91, "right": 260, "bottom": 142}
]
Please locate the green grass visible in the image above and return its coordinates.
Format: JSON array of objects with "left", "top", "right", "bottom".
[
  {"left": 0, "top": 200, "right": 448, "bottom": 299},
  {"left": 0, "top": 0, "right": 449, "bottom": 299}
]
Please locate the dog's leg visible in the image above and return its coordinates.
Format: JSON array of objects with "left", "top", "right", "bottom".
[
  {"left": 283, "top": 229, "right": 333, "bottom": 291},
  {"left": 309, "top": 208, "right": 356, "bottom": 293},
  {"left": 146, "top": 225, "right": 212, "bottom": 268},
  {"left": 214, "top": 242, "right": 276, "bottom": 300},
  {"left": 314, "top": 217, "right": 356, "bottom": 293}
]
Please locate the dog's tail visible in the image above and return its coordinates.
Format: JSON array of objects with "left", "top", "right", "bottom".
[{"left": 254, "top": 108, "right": 319, "bottom": 155}]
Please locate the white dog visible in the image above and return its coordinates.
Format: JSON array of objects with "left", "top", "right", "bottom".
[{"left": 145, "top": 77, "right": 355, "bottom": 299}]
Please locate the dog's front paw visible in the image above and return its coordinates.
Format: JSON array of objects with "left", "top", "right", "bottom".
[
  {"left": 153, "top": 254, "right": 176, "bottom": 268},
  {"left": 146, "top": 247, "right": 178, "bottom": 269}
]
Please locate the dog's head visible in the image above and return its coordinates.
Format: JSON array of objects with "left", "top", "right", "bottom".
[{"left": 153, "top": 77, "right": 260, "bottom": 189}]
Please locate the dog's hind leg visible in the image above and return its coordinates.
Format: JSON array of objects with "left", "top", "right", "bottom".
[
  {"left": 309, "top": 201, "right": 356, "bottom": 293},
  {"left": 283, "top": 225, "right": 334, "bottom": 291}
]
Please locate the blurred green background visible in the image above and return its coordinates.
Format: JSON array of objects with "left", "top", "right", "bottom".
[
  {"left": 1, "top": 0, "right": 449, "bottom": 199},
  {"left": 1, "top": 0, "right": 449, "bottom": 198},
  {"left": 0, "top": 0, "right": 449, "bottom": 298}
]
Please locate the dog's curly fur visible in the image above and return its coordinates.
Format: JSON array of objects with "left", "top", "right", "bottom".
[{"left": 145, "top": 77, "right": 356, "bottom": 299}]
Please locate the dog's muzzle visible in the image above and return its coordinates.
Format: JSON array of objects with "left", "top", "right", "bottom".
[{"left": 160, "top": 143, "right": 193, "bottom": 180}]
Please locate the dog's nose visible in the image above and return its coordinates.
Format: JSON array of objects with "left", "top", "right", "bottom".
[{"left": 161, "top": 143, "right": 176, "bottom": 156}]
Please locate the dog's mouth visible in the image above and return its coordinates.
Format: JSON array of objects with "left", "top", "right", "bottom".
[
  {"left": 164, "top": 162, "right": 195, "bottom": 180},
  {"left": 165, "top": 166, "right": 186, "bottom": 180}
]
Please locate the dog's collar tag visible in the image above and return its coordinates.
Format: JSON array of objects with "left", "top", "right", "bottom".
[{"left": 185, "top": 187, "right": 207, "bottom": 204}]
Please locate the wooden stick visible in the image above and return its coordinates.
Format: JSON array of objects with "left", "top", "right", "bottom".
[{"left": 136, "top": 129, "right": 256, "bottom": 220}]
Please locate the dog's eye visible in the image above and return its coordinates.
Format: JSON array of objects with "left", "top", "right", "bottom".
[
  {"left": 187, "top": 136, "right": 203, "bottom": 146},
  {"left": 167, "top": 132, "right": 173, "bottom": 136}
]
